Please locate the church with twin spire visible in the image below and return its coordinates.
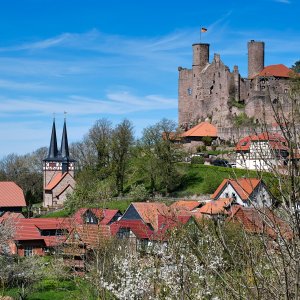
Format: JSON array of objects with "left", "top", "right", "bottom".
[{"left": 43, "top": 118, "right": 76, "bottom": 207}]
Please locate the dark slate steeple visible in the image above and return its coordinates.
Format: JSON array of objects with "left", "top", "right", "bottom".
[
  {"left": 60, "top": 118, "right": 70, "bottom": 159},
  {"left": 47, "top": 119, "right": 58, "bottom": 159}
]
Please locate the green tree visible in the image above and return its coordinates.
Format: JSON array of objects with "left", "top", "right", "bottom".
[
  {"left": 291, "top": 60, "right": 300, "bottom": 73},
  {"left": 138, "top": 119, "right": 182, "bottom": 195},
  {"left": 111, "top": 119, "right": 134, "bottom": 195}
]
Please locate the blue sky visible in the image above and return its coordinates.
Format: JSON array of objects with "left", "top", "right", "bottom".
[{"left": 0, "top": 0, "right": 299, "bottom": 157}]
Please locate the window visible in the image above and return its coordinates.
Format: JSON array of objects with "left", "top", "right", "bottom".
[
  {"left": 284, "top": 89, "right": 288, "bottom": 94},
  {"left": 187, "top": 87, "right": 192, "bottom": 95},
  {"left": 117, "top": 228, "right": 130, "bottom": 239},
  {"left": 225, "top": 192, "right": 229, "bottom": 198},
  {"left": 24, "top": 246, "right": 33, "bottom": 257}
]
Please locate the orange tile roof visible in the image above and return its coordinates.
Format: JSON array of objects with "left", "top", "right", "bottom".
[
  {"left": 198, "top": 198, "right": 233, "bottom": 215},
  {"left": 45, "top": 172, "right": 69, "bottom": 191},
  {"left": 132, "top": 202, "right": 169, "bottom": 231},
  {"left": 68, "top": 225, "right": 111, "bottom": 249},
  {"left": 211, "top": 178, "right": 261, "bottom": 201},
  {"left": 72, "top": 208, "right": 120, "bottom": 225},
  {"left": 0, "top": 181, "right": 26, "bottom": 207},
  {"left": 228, "top": 206, "right": 292, "bottom": 239},
  {"left": 254, "top": 64, "right": 293, "bottom": 78},
  {"left": 181, "top": 122, "right": 217, "bottom": 138},
  {"left": 170, "top": 200, "right": 201, "bottom": 211},
  {"left": 235, "top": 132, "right": 288, "bottom": 151}
]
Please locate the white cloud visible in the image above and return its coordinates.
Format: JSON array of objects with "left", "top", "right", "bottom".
[
  {"left": 0, "top": 91, "right": 177, "bottom": 116},
  {"left": 274, "top": 0, "right": 290, "bottom": 3}
]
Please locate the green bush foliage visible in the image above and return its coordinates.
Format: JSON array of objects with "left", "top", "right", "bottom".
[{"left": 191, "top": 156, "right": 205, "bottom": 165}]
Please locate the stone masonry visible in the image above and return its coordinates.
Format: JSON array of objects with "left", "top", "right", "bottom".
[{"left": 178, "top": 40, "right": 295, "bottom": 138}]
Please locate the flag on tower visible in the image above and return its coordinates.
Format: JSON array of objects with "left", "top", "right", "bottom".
[{"left": 201, "top": 27, "right": 207, "bottom": 32}]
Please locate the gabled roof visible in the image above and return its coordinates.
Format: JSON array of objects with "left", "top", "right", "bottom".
[
  {"left": 130, "top": 202, "right": 169, "bottom": 231},
  {"left": 181, "top": 122, "right": 217, "bottom": 138},
  {"left": 170, "top": 200, "right": 201, "bottom": 211},
  {"left": 154, "top": 214, "right": 192, "bottom": 241},
  {"left": 45, "top": 172, "right": 70, "bottom": 191},
  {"left": 198, "top": 198, "right": 233, "bottom": 215},
  {"left": 0, "top": 211, "right": 24, "bottom": 220},
  {"left": 0, "top": 182, "right": 26, "bottom": 208},
  {"left": 110, "top": 219, "right": 153, "bottom": 239},
  {"left": 254, "top": 64, "right": 293, "bottom": 78},
  {"left": 211, "top": 178, "right": 261, "bottom": 201},
  {"left": 235, "top": 132, "right": 288, "bottom": 151},
  {"left": 13, "top": 217, "right": 70, "bottom": 241},
  {"left": 68, "top": 225, "right": 111, "bottom": 248},
  {"left": 72, "top": 208, "right": 120, "bottom": 225},
  {"left": 228, "top": 206, "right": 292, "bottom": 239}
]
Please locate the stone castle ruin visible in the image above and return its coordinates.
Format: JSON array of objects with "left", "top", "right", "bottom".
[{"left": 178, "top": 40, "right": 294, "bottom": 140}]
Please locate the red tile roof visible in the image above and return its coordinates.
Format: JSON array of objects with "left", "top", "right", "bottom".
[
  {"left": 254, "top": 64, "right": 293, "bottom": 78},
  {"left": 181, "top": 122, "right": 217, "bottom": 138},
  {"left": 0, "top": 212, "right": 24, "bottom": 220},
  {"left": 198, "top": 198, "right": 233, "bottom": 215},
  {"left": 69, "top": 225, "right": 111, "bottom": 248},
  {"left": 131, "top": 202, "right": 169, "bottom": 231},
  {"left": 211, "top": 178, "right": 261, "bottom": 201},
  {"left": 72, "top": 208, "right": 120, "bottom": 225},
  {"left": 235, "top": 132, "right": 288, "bottom": 151},
  {"left": 154, "top": 214, "right": 192, "bottom": 241},
  {"left": 170, "top": 200, "right": 201, "bottom": 211},
  {"left": 0, "top": 182, "right": 26, "bottom": 207},
  {"left": 228, "top": 206, "right": 292, "bottom": 239},
  {"left": 13, "top": 218, "right": 70, "bottom": 241},
  {"left": 110, "top": 219, "right": 153, "bottom": 239},
  {"left": 45, "top": 173, "right": 68, "bottom": 191}
]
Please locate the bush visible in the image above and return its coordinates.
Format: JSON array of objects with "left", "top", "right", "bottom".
[
  {"left": 129, "top": 184, "right": 149, "bottom": 201},
  {"left": 191, "top": 156, "right": 205, "bottom": 165},
  {"left": 202, "top": 136, "right": 212, "bottom": 146}
]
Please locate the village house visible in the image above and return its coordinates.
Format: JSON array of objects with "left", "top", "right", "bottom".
[
  {"left": 5, "top": 217, "right": 70, "bottom": 257},
  {"left": 235, "top": 132, "right": 289, "bottom": 171},
  {"left": 227, "top": 205, "right": 292, "bottom": 240},
  {"left": 0, "top": 181, "right": 27, "bottom": 214},
  {"left": 120, "top": 202, "right": 170, "bottom": 231},
  {"left": 211, "top": 178, "right": 273, "bottom": 207},
  {"left": 197, "top": 198, "right": 233, "bottom": 218}
]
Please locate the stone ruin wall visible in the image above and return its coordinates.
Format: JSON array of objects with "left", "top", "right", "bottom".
[{"left": 178, "top": 40, "right": 296, "bottom": 137}]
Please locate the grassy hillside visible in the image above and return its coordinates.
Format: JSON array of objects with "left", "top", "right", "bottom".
[
  {"left": 40, "top": 164, "right": 277, "bottom": 217},
  {"left": 175, "top": 163, "right": 275, "bottom": 196}
]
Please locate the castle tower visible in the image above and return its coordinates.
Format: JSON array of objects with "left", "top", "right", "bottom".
[
  {"left": 192, "top": 43, "right": 209, "bottom": 72},
  {"left": 43, "top": 118, "right": 76, "bottom": 207},
  {"left": 248, "top": 40, "right": 264, "bottom": 78}
]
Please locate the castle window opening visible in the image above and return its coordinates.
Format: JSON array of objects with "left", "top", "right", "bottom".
[
  {"left": 187, "top": 87, "right": 192, "bottom": 95},
  {"left": 219, "top": 84, "right": 222, "bottom": 89},
  {"left": 284, "top": 89, "right": 288, "bottom": 94},
  {"left": 218, "top": 72, "right": 220, "bottom": 78}
]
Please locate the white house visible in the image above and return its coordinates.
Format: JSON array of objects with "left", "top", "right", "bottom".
[
  {"left": 235, "top": 132, "right": 289, "bottom": 171},
  {"left": 211, "top": 178, "right": 273, "bottom": 207}
]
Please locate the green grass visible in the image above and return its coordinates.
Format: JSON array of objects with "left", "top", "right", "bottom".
[
  {"left": 4, "top": 279, "right": 96, "bottom": 300},
  {"left": 175, "top": 163, "right": 274, "bottom": 196},
  {"left": 39, "top": 209, "right": 70, "bottom": 218}
]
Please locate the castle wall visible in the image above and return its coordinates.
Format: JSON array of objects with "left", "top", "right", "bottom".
[
  {"left": 178, "top": 68, "right": 193, "bottom": 125},
  {"left": 178, "top": 40, "right": 296, "bottom": 133}
]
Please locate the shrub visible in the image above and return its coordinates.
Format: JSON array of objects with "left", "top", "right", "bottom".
[
  {"left": 202, "top": 136, "right": 212, "bottom": 146},
  {"left": 129, "top": 184, "right": 149, "bottom": 201},
  {"left": 191, "top": 156, "right": 205, "bottom": 165}
]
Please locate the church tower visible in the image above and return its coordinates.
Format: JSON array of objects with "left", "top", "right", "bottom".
[{"left": 43, "top": 118, "right": 76, "bottom": 207}]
